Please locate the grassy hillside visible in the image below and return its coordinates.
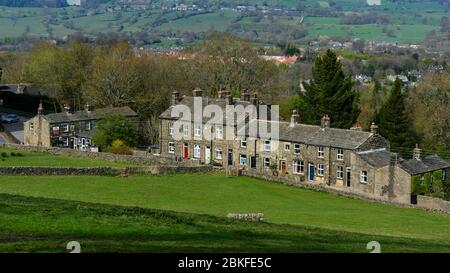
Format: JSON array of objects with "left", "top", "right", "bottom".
[
  {"left": 0, "top": 147, "right": 139, "bottom": 167},
  {"left": 1, "top": 193, "right": 450, "bottom": 252},
  {"left": 0, "top": 0, "right": 447, "bottom": 44},
  {"left": 0, "top": 173, "right": 449, "bottom": 243}
]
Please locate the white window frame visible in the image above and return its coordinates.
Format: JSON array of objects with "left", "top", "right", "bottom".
[
  {"left": 317, "top": 163, "right": 324, "bottom": 177},
  {"left": 360, "top": 170, "right": 368, "bottom": 184},
  {"left": 215, "top": 147, "right": 222, "bottom": 160},
  {"left": 239, "top": 154, "right": 247, "bottom": 166},
  {"left": 168, "top": 142, "right": 175, "bottom": 154},
  {"left": 194, "top": 123, "right": 202, "bottom": 137},
  {"left": 284, "top": 143, "right": 290, "bottom": 151},
  {"left": 294, "top": 143, "right": 300, "bottom": 154},
  {"left": 85, "top": 121, "right": 91, "bottom": 131},
  {"left": 169, "top": 122, "right": 174, "bottom": 136},
  {"left": 336, "top": 166, "right": 344, "bottom": 179},
  {"left": 337, "top": 148, "right": 344, "bottom": 161},
  {"left": 29, "top": 122, "right": 34, "bottom": 131},
  {"left": 183, "top": 123, "right": 190, "bottom": 138},
  {"left": 264, "top": 157, "right": 271, "bottom": 169},
  {"left": 215, "top": 125, "right": 223, "bottom": 140},
  {"left": 240, "top": 138, "right": 247, "bottom": 148},
  {"left": 293, "top": 160, "right": 304, "bottom": 174},
  {"left": 193, "top": 144, "right": 201, "bottom": 159},
  {"left": 61, "top": 123, "right": 69, "bottom": 133},
  {"left": 263, "top": 140, "right": 271, "bottom": 151},
  {"left": 63, "top": 137, "right": 69, "bottom": 147},
  {"left": 318, "top": 146, "right": 324, "bottom": 158}
]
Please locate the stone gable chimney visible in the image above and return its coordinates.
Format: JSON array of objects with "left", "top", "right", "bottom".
[
  {"left": 290, "top": 110, "right": 300, "bottom": 127},
  {"left": 370, "top": 122, "right": 379, "bottom": 134},
  {"left": 85, "top": 104, "right": 92, "bottom": 113},
  {"left": 241, "top": 90, "right": 250, "bottom": 102},
  {"left": 321, "top": 114, "right": 330, "bottom": 129},
  {"left": 37, "top": 102, "right": 44, "bottom": 115},
  {"left": 226, "top": 94, "right": 233, "bottom": 105},
  {"left": 172, "top": 91, "right": 180, "bottom": 105},
  {"left": 63, "top": 104, "right": 72, "bottom": 115},
  {"left": 250, "top": 92, "right": 258, "bottom": 106},
  {"left": 192, "top": 88, "right": 202, "bottom": 97},
  {"left": 413, "top": 144, "right": 421, "bottom": 160}
]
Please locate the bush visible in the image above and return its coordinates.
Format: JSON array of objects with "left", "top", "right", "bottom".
[
  {"left": 92, "top": 115, "right": 138, "bottom": 149},
  {"left": 104, "top": 139, "right": 133, "bottom": 155},
  {"left": 10, "top": 152, "right": 16, "bottom": 156},
  {"left": 1, "top": 152, "right": 8, "bottom": 158}
]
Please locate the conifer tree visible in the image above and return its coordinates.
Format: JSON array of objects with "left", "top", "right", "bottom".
[
  {"left": 297, "top": 49, "right": 359, "bottom": 128},
  {"left": 377, "top": 78, "right": 417, "bottom": 151}
]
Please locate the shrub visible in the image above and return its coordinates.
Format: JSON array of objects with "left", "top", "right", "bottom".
[
  {"left": 104, "top": 139, "right": 133, "bottom": 155},
  {"left": 10, "top": 152, "right": 16, "bottom": 156},
  {"left": 92, "top": 115, "right": 138, "bottom": 149},
  {"left": 1, "top": 152, "right": 8, "bottom": 158}
]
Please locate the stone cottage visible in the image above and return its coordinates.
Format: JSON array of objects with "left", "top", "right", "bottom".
[
  {"left": 24, "top": 104, "right": 139, "bottom": 151},
  {"left": 159, "top": 89, "right": 450, "bottom": 205}
]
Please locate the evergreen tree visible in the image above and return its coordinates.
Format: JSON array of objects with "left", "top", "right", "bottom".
[
  {"left": 297, "top": 49, "right": 359, "bottom": 128},
  {"left": 377, "top": 78, "right": 416, "bottom": 151}
]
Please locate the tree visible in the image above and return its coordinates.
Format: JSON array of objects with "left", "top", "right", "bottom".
[
  {"left": 407, "top": 72, "right": 450, "bottom": 153},
  {"left": 377, "top": 78, "right": 416, "bottom": 152},
  {"left": 92, "top": 115, "right": 138, "bottom": 149},
  {"left": 297, "top": 49, "right": 359, "bottom": 128}
]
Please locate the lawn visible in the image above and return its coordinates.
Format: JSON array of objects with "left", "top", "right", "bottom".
[
  {"left": 0, "top": 173, "right": 449, "bottom": 244},
  {"left": 1, "top": 193, "right": 450, "bottom": 252},
  {"left": 0, "top": 147, "right": 137, "bottom": 168}
]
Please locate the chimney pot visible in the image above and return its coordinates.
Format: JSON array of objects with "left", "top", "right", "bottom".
[
  {"left": 193, "top": 88, "right": 202, "bottom": 97},
  {"left": 172, "top": 91, "right": 180, "bottom": 105},
  {"left": 321, "top": 114, "right": 330, "bottom": 129},
  {"left": 226, "top": 95, "right": 233, "bottom": 105},
  {"left": 63, "top": 104, "right": 72, "bottom": 115},
  {"left": 241, "top": 90, "right": 250, "bottom": 101},
  {"left": 413, "top": 144, "right": 421, "bottom": 160},
  {"left": 38, "top": 102, "right": 44, "bottom": 115},
  {"left": 370, "top": 122, "right": 379, "bottom": 134},
  {"left": 290, "top": 110, "right": 300, "bottom": 127},
  {"left": 85, "top": 104, "right": 92, "bottom": 113}
]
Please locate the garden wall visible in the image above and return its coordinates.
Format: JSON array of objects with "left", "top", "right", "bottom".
[
  {"left": 416, "top": 196, "right": 450, "bottom": 213},
  {"left": 2, "top": 144, "right": 200, "bottom": 167},
  {"left": 0, "top": 167, "right": 116, "bottom": 176}
]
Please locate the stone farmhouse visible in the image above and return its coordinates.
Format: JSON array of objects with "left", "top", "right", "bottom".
[
  {"left": 24, "top": 104, "right": 138, "bottom": 151},
  {"left": 159, "top": 89, "right": 450, "bottom": 205}
]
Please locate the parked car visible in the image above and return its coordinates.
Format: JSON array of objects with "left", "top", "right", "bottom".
[{"left": 1, "top": 114, "right": 19, "bottom": 124}]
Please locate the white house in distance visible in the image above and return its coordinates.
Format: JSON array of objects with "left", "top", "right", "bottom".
[
  {"left": 367, "top": 0, "right": 381, "bottom": 6},
  {"left": 66, "top": 0, "right": 81, "bottom": 6}
]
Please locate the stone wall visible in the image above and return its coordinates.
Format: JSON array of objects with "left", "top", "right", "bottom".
[
  {"left": 241, "top": 169, "right": 450, "bottom": 214},
  {"left": 416, "top": 196, "right": 450, "bottom": 213},
  {"left": 0, "top": 167, "right": 116, "bottom": 175},
  {"left": 125, "top": 165, "right": 213, "bottom": 175},
  {"left": 2, "top": 144, "right": 201, "bottom": 167}
]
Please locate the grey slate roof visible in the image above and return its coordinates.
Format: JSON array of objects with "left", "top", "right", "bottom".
[
  {"left": 357, "top": 150, "right": 393, "bottom": 167},
  {"left": 159, "top": 96, "right": 264, "bottom": 123},
  {"left": 399, "top": 155, "right": 450, "bottom": 176},
  {"left": 248, "top": 120, "right": 375, "bottom": 150},
  {"left": 43, "top": 106, "right": 138, "bottom": 124}
]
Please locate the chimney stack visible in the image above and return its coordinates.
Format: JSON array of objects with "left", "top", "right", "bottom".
[
  {"left": 85, "top": 104, "right": 92, "bottom": 113},
  {"left": 290, "top": 110, "right": 300, "bottom": 127},
  {"left": 241, "top": 90, "right": 250, "bottom": 102},
  {"left": 226, "top": 94, "right": 233, "bottom": 105},
  {"left": 250, "top": 92, "right": 258, "bottom": 106},
  {"left": 218, "top": 88, "right": 228, "bottom": 99},
  {"left": 321, "top": 114, "right": 330, "bottom": 129},
  {"left": 172, "top": 91, "right": 180, "bottom": 105},
  {"left": 370, "top": 122, "right": 379, "bottom": 134},
  {"left": 63, "top": 104, "right": 72, "bottom": 115},
  {"left": 192, "top": 88, "right": 202, "bottom": 97},
  {"left": 37, "top": 101, "right": 44, "bottom": 115},
  {"left": 413, "top": 144, "right": 421, "bottom": 160}
]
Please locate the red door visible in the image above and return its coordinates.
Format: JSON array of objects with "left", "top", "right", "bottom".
[{"left": 183, "top": 144, "right": 189, "bottom": 159}]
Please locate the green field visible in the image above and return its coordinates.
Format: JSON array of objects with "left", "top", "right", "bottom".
[
  {"left": 0, "top": 0, "right": 446, "bottom": 44},
  {"left": 3, "top": 193, "right": 450, "bottom": 252},
  {"left": 0, "top": 173, "right": 450, "bottom": 250},
  {"left": 0, "top": 147, "right": 137, "bottom": 168}
]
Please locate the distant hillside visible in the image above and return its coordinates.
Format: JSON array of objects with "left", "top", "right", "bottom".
[{"left": 0, "top": 0, "right": 67, "bottom": 7}]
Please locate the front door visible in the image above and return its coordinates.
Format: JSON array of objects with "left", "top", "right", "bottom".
[
  {"left": 183, "top": 144, "right": 189, "bottom": 159},
  {"left": 205, "top": 146, "right": 211, "bottom": 164},
  {"left": 279, "top": 160, "right": 287, "bottom": 174},
  {"left": 308, "top": 163, "right": 315, "bottom": 181},
  {"left": 228, "top": 149, "right": 233, "bottom": 166},
  {"left": 346, "top": 168, "right": 351, "bottom": 187},
  {"left": 250, "top": 156, "right": 256, "bottom": 169}
]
